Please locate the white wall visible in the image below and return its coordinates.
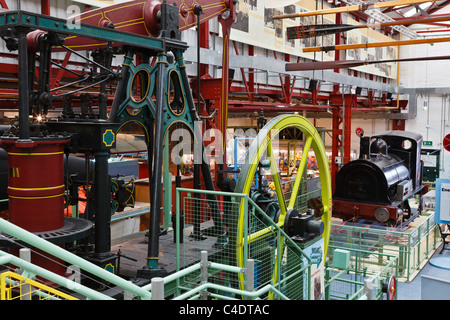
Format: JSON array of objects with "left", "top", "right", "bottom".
[
  {"left": 405, "top": 94, "right": 450, "bottom": 179},
  {"left": 398, "top": 4, "right": 450, "bottom": 180}
]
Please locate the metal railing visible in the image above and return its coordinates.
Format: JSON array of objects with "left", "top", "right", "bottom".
[
  {"left": 0, "top": 271, "right": 78, "bottom": 300},
  {"left": 0, "top": 184, "right": 316, "bottom": 300},
  {"left": 0, "top": 218, "right": 152, "bottom": 300},
  {"left": 173, "top": 187, "right": 315, "bottom": 300},
  {"left": 329, "top": 213, "right": 439, "bottom": 282},
  {"left": 325, "top": 246, "right": 399, "bottom": 300}
]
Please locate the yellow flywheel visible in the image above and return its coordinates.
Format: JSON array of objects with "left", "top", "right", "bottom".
[{"left": 230, "top": 114, "right": 332, "bottom": 293}]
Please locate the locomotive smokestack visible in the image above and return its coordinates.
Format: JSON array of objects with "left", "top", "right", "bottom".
[{"left": 359, "top": 136, "right": 371, "bottom": 159}]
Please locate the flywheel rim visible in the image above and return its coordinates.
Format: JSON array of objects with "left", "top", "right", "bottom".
[{"left": 230, "top": 114, "right": 332, "bottom": 293}]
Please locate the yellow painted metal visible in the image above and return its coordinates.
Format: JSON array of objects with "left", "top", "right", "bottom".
[
  {"left": 288, "top": 135, "right": 312, "bottom": 210},
  {"left": 267, "top": 142, "right": 287, "bottom": 216},
  {"left": 233, "top": 114, "right": 332, "bottom": 293},
  {"left": 0, "top": 271, "right": 78, "bottom": 300}
]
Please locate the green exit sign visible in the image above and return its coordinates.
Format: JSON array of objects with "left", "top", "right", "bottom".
[{"left": 423, "top": 140, "right": 433, "bottom": 146}]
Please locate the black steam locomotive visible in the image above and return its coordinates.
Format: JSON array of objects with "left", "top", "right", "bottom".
[{"left": 333, "top": 130, "right": 425, "bottom": 227}]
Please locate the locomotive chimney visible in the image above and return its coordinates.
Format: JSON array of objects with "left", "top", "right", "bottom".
[{"left": 359, "top": 136, "right": 371, "bottom": 159}]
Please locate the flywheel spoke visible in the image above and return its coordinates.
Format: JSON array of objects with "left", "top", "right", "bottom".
[
  {"left": 267, "top": 140, "right": 287, "bottom": 217},
  {"left": 288, "top": 135, "right": 313, "bottom": 210}
]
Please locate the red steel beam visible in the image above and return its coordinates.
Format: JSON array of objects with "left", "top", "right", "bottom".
[
  {"left": 41, "top": 0, "right": 50, "bottom": 15},
  {"left": 232, "top": 41, "right": 254, "bottom": 101},
  {"left": 248, "top": 45, "right": 255, "bottom": 102},
  {"left": 199, "top": 20, "right": 209, "bottom": 76}
]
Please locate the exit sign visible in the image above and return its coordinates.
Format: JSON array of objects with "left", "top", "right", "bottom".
[{"left": 423, "top": 141, "right": 433, "bottom": 146}]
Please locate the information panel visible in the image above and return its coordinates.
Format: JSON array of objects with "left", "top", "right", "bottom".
[{"left": 435, "top": 178, "right": 450, "bottom": 224}]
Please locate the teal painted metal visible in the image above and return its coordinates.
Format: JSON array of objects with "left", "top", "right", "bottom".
[
  {"left": 163, "top": 58, "right": 195, "bottom": 134},
  {"left": 163, "top": 133, "right": 172, "bottom": 230},
  {"left": 113, "top": 49, "right": 195, "bottom": 138},
  {"left": 0, "top": 11, "right": 165, "bottom": 51}
]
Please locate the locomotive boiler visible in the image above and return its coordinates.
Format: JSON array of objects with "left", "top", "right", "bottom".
[{"left": 333, "top": 131, "right": 425, "bottom": 226}]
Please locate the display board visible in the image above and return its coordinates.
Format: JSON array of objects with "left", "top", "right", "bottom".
[
  {"left": 231, "top": 0, "right": 398, "bottom": 79},
  {"left": 435, "top": 178, "right": 450, "bottom": 224}
]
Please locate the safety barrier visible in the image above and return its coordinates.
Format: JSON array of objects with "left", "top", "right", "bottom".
[
  {"left": 174, "top": 187, "right": 317, "bottom": 300},
  {"left": 0, "top": 185, "right": 320, "bottom": 300},
  {"left": 329, "top": 213, "right": 440, "bottom": 282},
  {"left": 325, "top": 246, "right": 399, "bottom": 300},
  {"left": 0, "top": 271, "right": 78, "bottom": 300}
]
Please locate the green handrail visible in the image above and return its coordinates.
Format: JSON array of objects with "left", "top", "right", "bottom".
[
  {"left": 0, "top": 218, "right": 153, "bottom": 300},
  {"left": 0, "top": 251, "right": 113, "bottom": 300},
  {"left": 173, "top": 281, "right": 289, "bottom": 301}
]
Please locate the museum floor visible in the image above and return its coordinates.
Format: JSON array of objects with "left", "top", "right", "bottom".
[{"left": 398, "top": 243, "right": 450, "bottom": 300}]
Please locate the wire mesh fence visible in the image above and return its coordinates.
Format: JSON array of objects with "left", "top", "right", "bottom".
[
  {"left": 174, "top": 188, "right": 317, "bottom": 300},
  {"left": 329, "top": 213, "right": 439, "bottom": 282},
  {"left": 325, "top": 246, "right": 399, "bottom": 300}
]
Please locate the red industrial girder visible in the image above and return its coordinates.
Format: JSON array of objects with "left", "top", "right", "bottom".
[{"left": 62, "top": 0, "right": 234, "bottom": 51}]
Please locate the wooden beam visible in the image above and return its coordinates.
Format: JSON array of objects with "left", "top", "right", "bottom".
[
  {"left": 303, "top": 36, "right": 450, "bottom": 52},
  {"left": 273, "top": 0, "right": 434, "bottom": 19}
]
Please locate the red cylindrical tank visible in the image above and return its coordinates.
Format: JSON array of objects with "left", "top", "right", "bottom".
[
  {"left": 0, "top": 137, "right": 71, "bottom": 282},
  {"left": 1, "top": 138, "right": 70, "bottom": 232}
]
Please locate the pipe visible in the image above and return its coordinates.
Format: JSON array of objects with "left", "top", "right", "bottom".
[
  {"left": 173, "top": 281, "right": 289, "bottom": 300},
  {"left": 93, "top": 151, "right": 111, "bottom": 259},
  {"left": 17, "top": 27, "right": 30, "bottom": 141},
  {"left": 0, "top": 218, "right": 152, "bottom": 299}
]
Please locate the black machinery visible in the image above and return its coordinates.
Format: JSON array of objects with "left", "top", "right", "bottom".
[{"left": 333, "top": 130, "right": 425, "bottom": 226}]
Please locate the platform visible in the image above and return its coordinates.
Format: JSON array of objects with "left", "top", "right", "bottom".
[{"left": 111, "top": 222, "right": 224, "bottom": 279}]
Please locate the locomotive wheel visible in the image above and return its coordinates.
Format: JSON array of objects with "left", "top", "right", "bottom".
[{"left": 231, "top": 114, "right": 332, "bottom": 293}]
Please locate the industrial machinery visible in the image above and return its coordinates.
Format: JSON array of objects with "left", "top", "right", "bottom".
[
  {"left": 333, "top": 130, "right": 425, "bottom": 226},
  {"left": 230, "top": 113, "right": 332, "bottom": 293},
  {"left": 0, "top": 0, "right": 234, "bottom": 279},
  {"left": 0, "top": 0, "right": 333, "bottom": 300}
]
